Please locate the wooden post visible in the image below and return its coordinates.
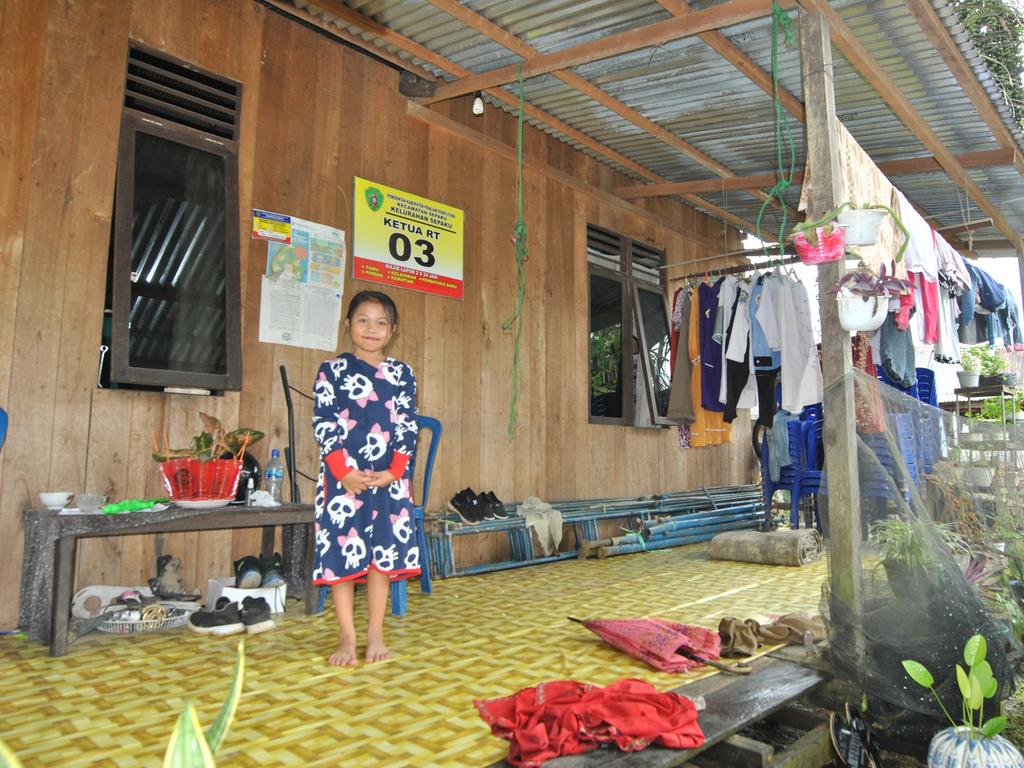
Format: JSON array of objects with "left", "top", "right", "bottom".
[{"left": 799, "top": 11, "right": 863, "bottom": 632}]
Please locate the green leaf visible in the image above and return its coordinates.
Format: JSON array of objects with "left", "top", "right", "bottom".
[
  {"left": 957, "top": 664, "right": 971, "bottom": 700},
  {"left": 205, "top": 640, "right": 245, "bottom": 754},
  {"left": 983, "top": 716, "right": 1007, "bottom": 738},
  {"left": 163, "top": 703, "right": 216, "bottom": 768},
  {"left": 902, "top": 660, "right": 934, "bottom": 688},
  {"left": 969, "top": 675, "right": 984, "bottom": 711},
  {"left": 973, "top": 661, "right": 995, "bottom": 696},
  {"left": 983, "top": 677, "right": 998, "bottom": 699},
  {"left": 0, "top": 736, "right": 25, "bottom": 768},
  {"left": 964, "top": 634, "right": 987, "bottom": 668}
]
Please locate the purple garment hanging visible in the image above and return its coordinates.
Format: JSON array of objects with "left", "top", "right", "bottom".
[{"left": 698, "top": 281, "right": 724, "bottom": 413}]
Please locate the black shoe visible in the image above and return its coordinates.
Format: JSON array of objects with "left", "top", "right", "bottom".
[
  {"left": 188, "top": 600, "right": 244, "bottom": 636},
  {"left": 240, "top": 596, "right": 275, "bottom": 634},
  {"left": 483, "top": 491, "right": 508, "bottom": 519},
  {"left": 259, "top": 552, "right": 285, "bottom": 588},
  {"left": 448, "top": 488, "right": 486, "bottom": 524},
  {"left": 234, "top": 555, "right": 261, "bottom": 589}
]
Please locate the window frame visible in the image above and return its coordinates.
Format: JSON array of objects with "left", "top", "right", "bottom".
[
  {"left": 109, "top": 108, "right": 242, "bottom": 390},
  {"left": 586, "top": 225, "right": 671, "bottom": 428}
]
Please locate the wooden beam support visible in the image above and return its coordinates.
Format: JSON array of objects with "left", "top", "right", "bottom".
[
  {"left": 616, "top": 148, "right": 1017, "bottom": 198},
  {"left": 423, "top": 0, "right": 796, "bottom": 224},
  {"left": 799, "top": 0, "right": 1020, "bottom": 244},
  {"left": 800, "top": 7, "right": 864, "bottom": 658},
  {"left": 903, "top": 0, "right": 1019, "bottom": 151},
  {"left": 655, "top": 0, "right": 805, "bottom": 121},
  {"left": 405, "top": 102, "right": 722, "bottom": 248},
  {"left": 422, "top": 0, "right": 779, "bottom": 104}
]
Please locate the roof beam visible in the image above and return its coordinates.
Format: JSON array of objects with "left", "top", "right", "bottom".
[
  {"left": 423, "top": 0, "right": 796, "bottom": 223},
  {"left": 903, "top": 0, "right": 1020, "bottom": 151},
  {"left": 801, "top": 0, "right": 1018, "bottom": 242},
  {"left": 616, "top": 148, "right": 1017, "bottom": 197},
  {"left": 654, "top": 0, "right": 805, "bottom": 121},
  {"left": 421, "top": 0, "right": 780, "bottom": 105},
  {"left": 278, "top": 0, "right": 762, "bottom": 233}
]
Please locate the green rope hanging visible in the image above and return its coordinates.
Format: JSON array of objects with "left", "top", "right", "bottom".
[
  {"left": 754, "top": 0, "right": 796, "bottom": 259},
  {"left": 502, "top": 64, "right": 528, "bottom": 439}
]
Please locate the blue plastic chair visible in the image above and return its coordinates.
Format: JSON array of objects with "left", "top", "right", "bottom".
[
  {"left": 318, "top": 414, "right": 442, "bottom": 617},
  {"left": 790, "top": 419, "right": 824, "bottom": 529},
  {"left": 0, "top": 408, "right": 8, "bottom": 452}
]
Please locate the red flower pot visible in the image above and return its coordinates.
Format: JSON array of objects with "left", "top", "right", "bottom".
[
  {"left": 792, "top": 225, "right": 846, "bottom": 265},
  {"left": 160, "top": 458, "right": 242, "bottom": 502}
]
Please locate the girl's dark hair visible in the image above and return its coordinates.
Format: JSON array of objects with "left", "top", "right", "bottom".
[{"left": 346, "top": 290, "right": 398, "bottom": 325}]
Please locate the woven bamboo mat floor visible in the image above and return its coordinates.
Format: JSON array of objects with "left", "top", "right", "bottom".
[{"left": 1, "top": 545, "right": 827, "bottom": 768}]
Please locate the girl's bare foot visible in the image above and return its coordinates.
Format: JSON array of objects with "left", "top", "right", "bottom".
[
  {"left": 365, "top": 634, "right": 391, "bottom": 663},
  {"left": 329, "top": 635, "right": 358, "bottom": 667}
]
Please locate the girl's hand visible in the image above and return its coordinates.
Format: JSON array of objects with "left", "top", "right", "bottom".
[
  {"left": 366, "top": 470, "right": 397, "bottom": 488},
  {"left": 341, "top": 470, "right": 371, "bottom": 495}
]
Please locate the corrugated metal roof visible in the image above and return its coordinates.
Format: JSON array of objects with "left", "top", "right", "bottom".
[{"left": 291, "top": 0, "right": 1024, "bottom": 250}]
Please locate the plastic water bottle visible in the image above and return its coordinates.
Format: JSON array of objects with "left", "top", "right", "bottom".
[{"left": 265, "top": 449, "right": 285, "bottom": 503}]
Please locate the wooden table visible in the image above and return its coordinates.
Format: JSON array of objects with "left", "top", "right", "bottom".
[{"left": 19, "top": 503, "right": 314, "bottom": 657}]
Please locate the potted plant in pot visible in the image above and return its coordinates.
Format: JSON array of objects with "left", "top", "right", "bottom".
[
  {"left": 829, "top": 261, "right": 911, "bottom": 333},
  {"left": 790, "top": 201, "right": 909, "bottom": 266},
  {"left": 903, "top": 633, "right": 1024, "bottom": 767},
  {"left": 152, "top": 413, "right": 265, "bottom": 506},
  {"left": 959, "top": 346, "right": 982, "bottom": 388},
  {"left": 870, "top": 516, "right": 969, "bottom": 602}
]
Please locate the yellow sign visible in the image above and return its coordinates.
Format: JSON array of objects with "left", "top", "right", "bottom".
[
  {"left": 352, "top": 177, "right": 464, "bottom": 300},
  {"left": 251, "top": 208, "right": 291, "bottom": 243}
]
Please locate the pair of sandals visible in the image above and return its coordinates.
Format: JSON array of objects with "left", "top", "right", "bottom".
[{"left": 829, "top": 703, "right": 882, "bottom": 768}]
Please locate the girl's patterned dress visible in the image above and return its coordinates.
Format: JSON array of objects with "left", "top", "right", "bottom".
[{"left": 311, "top": 352, "right": 420, "bottom": 584}]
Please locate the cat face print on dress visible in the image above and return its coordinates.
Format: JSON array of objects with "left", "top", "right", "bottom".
[
  {"left": 339, "top": 373, "right": 379, "bottom": 408},
  {"left": 315, "top": 523, "right": 331, "bottom": 557},
  {"left": 334, "top": 409, "right": 358, "bottom": 441},
  {"left": 339, "top": 528, "right": 367, "bottom": 570},
  {"left": 375, "top": 360, "right": 406, "bottom": 386},
  {"left": 389, "top": 509, "right": 412, "bottom": 543},
  {"left": 326, "top": 493, "right": 363, "bottom": 528},
  {"left": 372, "top": 544, "right": 398, "bottom": 570},
  {"left": 315, "top": 372, "right": 336, "bottom": 407},
  {"left": 388, "top": 478, "right": 409, "bottom": 501},
  {"left": 328, "top": 356, "right": 348, "bottom": 378},
  {"left": 358, "top": 424, "right": 390, "bottom": 463},
  {"left": 386, "top": 392, "right": 413, "bottom": 424},
  {"left": 404, "top": 547, "right": 420, "bottom": 570}
]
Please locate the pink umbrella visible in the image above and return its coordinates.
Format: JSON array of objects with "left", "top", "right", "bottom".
[{"left": 568, "top": 616, "right": 751, "bottom": 674}]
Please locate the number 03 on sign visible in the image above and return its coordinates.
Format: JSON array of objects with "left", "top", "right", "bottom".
[{"left": 352, "top": 177, "right": 465, "bottom": 300}]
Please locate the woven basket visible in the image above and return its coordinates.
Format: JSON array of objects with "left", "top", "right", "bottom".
[{"left": 97, "top": 607, "right": 190, "bottom": 634}]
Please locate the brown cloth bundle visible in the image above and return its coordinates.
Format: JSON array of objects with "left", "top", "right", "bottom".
[
  {"left": 707, "top": 528, "right": 823, "bottom": 567},
  {"left": 718, "top": 613, "right": 827, "bottom": 657}
]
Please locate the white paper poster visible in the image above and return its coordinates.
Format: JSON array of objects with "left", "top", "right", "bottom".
[{"left": 257, "top": 213, "right": 345, "bottom": 350}]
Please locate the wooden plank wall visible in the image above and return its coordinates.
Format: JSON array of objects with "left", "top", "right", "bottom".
[{"left": 0, "top": 0, "right": 755, "bottom": 628}]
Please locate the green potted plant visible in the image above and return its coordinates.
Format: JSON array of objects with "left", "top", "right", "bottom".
[
  {"left": 870, "top": 517, "right": 968, "bottom": 601},
  {"left": 791, "top": 200, "right": 909, "bottom": 266},
  {"left": 903, "top": 634, "right": 1023, "bottom": 766},
  {"left": 959, "top": 346, "right": 981, "bottom": 388},
  {"left": 152, "top": 414, "right": 265, "bottom": 506}
]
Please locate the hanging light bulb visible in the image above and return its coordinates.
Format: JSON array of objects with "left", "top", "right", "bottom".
[{"left": 472, "top": 91, "right": 484, "bottom": 116}]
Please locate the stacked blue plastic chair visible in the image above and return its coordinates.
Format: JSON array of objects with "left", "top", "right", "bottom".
[
  {"left": 318, "top": 414, "right": 442, "bottom": 617},
  {"left": 789, "top": 418, "right": 824, "bottom": 529}
]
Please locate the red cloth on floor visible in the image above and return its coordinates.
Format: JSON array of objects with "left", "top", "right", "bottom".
[{"left": 475, "top": 678, "right": 704, "bottom": 767}]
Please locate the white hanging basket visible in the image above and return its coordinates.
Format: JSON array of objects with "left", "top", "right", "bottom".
[
  {"left": 837, "top": 208, "right": 887, "bottom": 246},
  {"left": 837, "top": 290, "right": 888, "bottom": 332}
]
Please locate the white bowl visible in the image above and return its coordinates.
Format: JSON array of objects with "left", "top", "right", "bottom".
[
  {"left": 39, "top": 491, "right": 74, "bottom": 509},
  {"left": 76, "top": 493, "right": 107, "bottom": 512}
]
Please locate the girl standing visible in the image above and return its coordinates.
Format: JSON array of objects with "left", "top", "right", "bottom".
[{"left": 312, "top": 290, "right": 419, "bottom": 665}]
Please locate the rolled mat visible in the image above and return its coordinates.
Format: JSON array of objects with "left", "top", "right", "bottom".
[{"left": 707, "top": 529, "right": 823, "bottom": 566}]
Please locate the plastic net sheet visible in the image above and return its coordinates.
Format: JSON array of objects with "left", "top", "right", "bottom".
[{"left": 821, "top": 369, "right": 1022, "bottom": 736}]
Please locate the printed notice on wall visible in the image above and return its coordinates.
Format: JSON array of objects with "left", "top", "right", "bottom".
[
  {"left": 257, "top": 214, "right": 345, "bottom": 351},
  {"left": 352, "top": 177, "right": 464, "bottom": 300}
]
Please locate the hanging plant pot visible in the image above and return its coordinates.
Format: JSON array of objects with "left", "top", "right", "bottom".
[
  {"left": 792, "top": 225, "right": 845, "bottom": 265},
  {"left": 927, "top": 726, "right": 1024, "bottom": 767},
  {"left": 837, "top": 208, "right": 887, "bottom": 246},
  {"left": 836, "top": 290, "right": 888, "bottom": 332}
]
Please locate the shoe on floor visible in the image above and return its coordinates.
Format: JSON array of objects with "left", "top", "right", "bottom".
[
  {"left": 234, "top": 555, "right": 261, "bottom": 589},
  {"left": 188, "top": 600, "right": 244, "bottom": 636},
  {"left": 448, "top": 488, "right": 486, "bottom": 524},
  {"left": 482, "top": 491, "right": 508, "bottom": 519},
  {"left": 259, "top": 552, "right": 285, "bottom": 588},
  {"left": 240, "top": 596, "right": 275, "bottom": 634}
]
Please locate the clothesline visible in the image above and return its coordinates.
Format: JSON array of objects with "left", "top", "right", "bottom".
[{"left": 670, "top": 255, "right": 800, "bottom": 284}]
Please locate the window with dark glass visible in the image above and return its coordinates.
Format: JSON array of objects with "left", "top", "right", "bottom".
[
  {"left": 587, "top": 225, "right": 671, "bottom": 427},
  {"left": 106, "top": 44, "right": 242, "bottom": 391}
]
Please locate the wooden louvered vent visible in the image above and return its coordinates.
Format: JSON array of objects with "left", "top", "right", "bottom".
[{"left": 124, "top": 44, "right": 240, "bottom": 141}]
